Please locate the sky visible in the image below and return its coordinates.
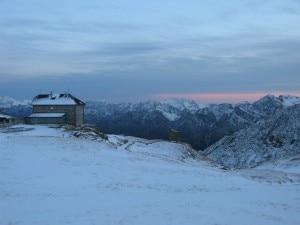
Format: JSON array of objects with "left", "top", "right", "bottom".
[{"left": 0, "top": 0, "right": 300, "bottom": 103}]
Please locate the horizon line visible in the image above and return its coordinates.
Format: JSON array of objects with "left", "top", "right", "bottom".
[
  {"left": 151, "top": 92, "right": 300, "bottom": 104},
  {"left": 1, "top": 91, "right": 300, "bottom": 104}
]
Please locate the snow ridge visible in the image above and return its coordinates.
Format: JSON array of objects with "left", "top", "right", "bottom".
[{"left": 204, "top": 104, "right": 300, "bottom": 169}]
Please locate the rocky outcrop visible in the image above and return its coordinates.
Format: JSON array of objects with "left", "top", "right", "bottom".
[{"left": 203, "top": 104, "right": 300, "bottom": 169}]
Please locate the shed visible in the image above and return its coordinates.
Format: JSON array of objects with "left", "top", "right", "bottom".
[{"left": 0, "top": 113, "right": 13, "bottom": 125}]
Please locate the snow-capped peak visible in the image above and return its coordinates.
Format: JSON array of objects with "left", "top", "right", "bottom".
[
  {"left": 0, "top": 96, "right": 30, "bottom": 108},
  {"left": 161, "top": 98, "right": 207, "bottom": 112},
  {"left": 278, "top": 94, "right": 300, "bottom": 107},
  {"left": 253, "top": 94, "right": 300, "bottom": 108},
  {"left": 154, "top": 99, "right": 207, "bottom": 121}
]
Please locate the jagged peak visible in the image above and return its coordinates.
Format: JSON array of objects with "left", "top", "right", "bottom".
[
  {"left": 160, "top": 98, "right": 208, "bottom": 112},
  {"left": 278, "top": 94, "right": 300, "bottom": 107},
  {"left": 253, "top": 94, "right": 283, "bottom": 108},
  {"left": 253, "top": 94, "right": 300, "bottom": 108},
  {"left": 257, "top": 94, "right": 277, "bottom": 101}
]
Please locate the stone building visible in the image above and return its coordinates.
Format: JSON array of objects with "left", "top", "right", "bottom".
[{"left": 27, "top": 93, "right": 85, "bottom": 126}]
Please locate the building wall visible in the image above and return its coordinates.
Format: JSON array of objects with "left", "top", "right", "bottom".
[
  {"left": 75, "top": 105, "right": 84, "bottom": 126},
  {"left": 0, "top": 118, "right": 8, "bottom": 125},
  {"left": 32, "top": 105, "right": 83, "bottom": 126},
  {"left": 27, "top": 116, "right": 66, "bottom": 125},
  {"left": 0, "top": 117, "right": 26, "bottom": 125},
  {"left": 13, "top": 118, "right": 26, "bottom": 124}
]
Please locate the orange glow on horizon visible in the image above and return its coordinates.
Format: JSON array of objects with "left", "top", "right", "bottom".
[{"left": 153, "top": 92, "right": 300, "bottom": 104}]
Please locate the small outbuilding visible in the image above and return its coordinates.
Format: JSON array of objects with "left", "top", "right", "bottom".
[
  {"left": 0, "top": 111, "right": 25, "bottom": 125},
  {"left": 27, "top": 92, "right": 85, "bottom": 126},
  {"left": 0, "top": 111, "right": 14, "bottom": 125},
  {"left": 169, "top": 128, "right": 181, "bottom": 142}
]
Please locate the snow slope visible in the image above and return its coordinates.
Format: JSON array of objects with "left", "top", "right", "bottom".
[
  {"left": 254, "top": 154, "right": 300, "bottom": 174},
  {"left": 0, "top": 125, "right": 300, "bottom": 225}
]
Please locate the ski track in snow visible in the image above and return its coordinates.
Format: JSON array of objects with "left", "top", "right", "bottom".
[{"left": 0, "top": 125, "right": 299, "bottom": 225}]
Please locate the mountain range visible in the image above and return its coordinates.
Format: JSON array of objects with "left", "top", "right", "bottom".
[
  {"left": 1, "top": 94, "right": 299, "bottom": 169},
  {"left": 1, "top": 94, "right": 300, "bottom": 148},
  {"left": 84, "top": 94, "right": 300, "bottom": 151}
]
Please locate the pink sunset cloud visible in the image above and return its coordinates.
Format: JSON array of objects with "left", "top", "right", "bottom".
[{"left": 153, "top": 92, "right": 300, "bottom": 104}]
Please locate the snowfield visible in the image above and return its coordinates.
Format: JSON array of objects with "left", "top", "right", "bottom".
[{"left": 0, "top": 125, "right": 299, "bottom": 225}]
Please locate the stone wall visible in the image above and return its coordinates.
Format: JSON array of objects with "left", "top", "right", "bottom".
[
  {"left": 33, "top": 105, "right": 79, "bottom": 126},
  {"left": 27, "top": 116, "right": 66, "bottom": 125},
  {"left": 75, "top": 105, "right": 84, "bottom": 126}
]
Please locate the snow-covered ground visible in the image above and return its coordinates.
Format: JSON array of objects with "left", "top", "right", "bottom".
[{"left": 0, "top": 125, "right": 299, "bottom": 225}]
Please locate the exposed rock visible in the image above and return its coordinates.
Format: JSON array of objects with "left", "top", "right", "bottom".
[
  {"left": 204, "top": 104, "right": 300, "bottom": 169},
  {"left": 63, "top": 124, "right": 108, "bottom": 141}
]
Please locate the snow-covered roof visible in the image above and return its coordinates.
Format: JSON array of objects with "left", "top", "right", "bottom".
[
  {"left": 31, "top": 93, "right": 85, "bottom": 106},
  {"left": 28, "top": 113, "right": 66, "bottom": 118},
  {"left": 0, "top": 110, "right": 12, "bottom": 119},
  {"left": 0, "top": 114, "right": 12, "bottom": 119}
]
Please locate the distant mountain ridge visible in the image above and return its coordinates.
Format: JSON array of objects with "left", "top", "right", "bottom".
[
  {"left": 84, "top": 94, "right": 300, "bottom": 150},
  {"left": 0, "top": 96, "right": 30, "bottom": 108},
  {"left": 1, "top": 94, "right": 300, "bottom": 152},
  {"left": 0, "top": 96, "right": 32, "bottom": 118}
]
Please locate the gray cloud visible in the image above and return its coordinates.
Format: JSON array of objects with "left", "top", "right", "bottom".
[
  {"left": 85, "top": 42, "right": 164, "bottom": 56},
  {"left": 1, "top": 0, "right": 300, "bottom": 102}
]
